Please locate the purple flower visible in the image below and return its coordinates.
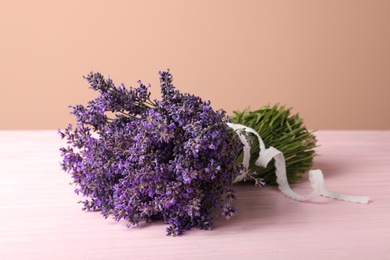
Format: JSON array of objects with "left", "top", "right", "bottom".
[{"left": 59, "top": 70, "right": 242, "bottom": 235}]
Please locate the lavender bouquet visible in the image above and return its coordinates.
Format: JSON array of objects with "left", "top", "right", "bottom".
[{"left": 59, "top": 70, "right": 316, "bottom": 236}]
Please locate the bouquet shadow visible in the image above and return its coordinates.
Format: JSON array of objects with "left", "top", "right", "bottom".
[{"left": 211, "top": 182, "right": 287, "bottom": 232}]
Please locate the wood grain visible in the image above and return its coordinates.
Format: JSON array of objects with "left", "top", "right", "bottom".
[{"left": 1, "top": 131, "right": 389, "bottom": 259}]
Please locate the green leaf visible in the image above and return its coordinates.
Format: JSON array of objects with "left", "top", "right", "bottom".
[{"left": 231, "top": 104, "right": 317, "bottom": 185}]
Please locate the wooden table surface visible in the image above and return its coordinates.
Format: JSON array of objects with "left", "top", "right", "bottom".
[{"left": 1, "top": 130, "right": 389, "bottom": 260}]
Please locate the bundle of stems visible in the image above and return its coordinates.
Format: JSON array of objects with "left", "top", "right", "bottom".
[{"left": 231, "top": 104, "right": 317, "bottom": 185}]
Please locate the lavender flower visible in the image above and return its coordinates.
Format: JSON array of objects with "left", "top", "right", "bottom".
[{"left": 59, "top": 70, "right": 242, "bottom": 235}]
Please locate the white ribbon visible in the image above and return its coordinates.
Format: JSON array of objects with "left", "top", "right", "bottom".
[{"left": 227, "top": 123, "right": 370, "bottom": 204}]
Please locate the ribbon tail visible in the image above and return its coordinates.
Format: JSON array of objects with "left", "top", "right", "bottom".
[
  {"left": 321, "top": 185, "right": 370, "bottom": 204},
  {"left": 228, "top": 122, "right": 370, "bottom": 204}
]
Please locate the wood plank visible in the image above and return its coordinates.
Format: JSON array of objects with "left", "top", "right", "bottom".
[{"left": 1, "top": 130, "right": 389, "bottom": 259}]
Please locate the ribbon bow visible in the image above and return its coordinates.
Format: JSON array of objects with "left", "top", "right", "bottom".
[{"left": 227, "top": 123, "right": 370, "bottom": 204}]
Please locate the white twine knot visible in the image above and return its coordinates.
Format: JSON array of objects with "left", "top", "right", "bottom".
[{"left": 227, "top": 122, "right": 370, "bottom": 204}]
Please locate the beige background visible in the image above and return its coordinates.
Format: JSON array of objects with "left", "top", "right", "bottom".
[{"left": 1, "top": 0, "right": 389, "bottom": 130}]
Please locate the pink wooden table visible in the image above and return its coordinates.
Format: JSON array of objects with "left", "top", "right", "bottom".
[{"left": 1, "top": 130, "right": 389, "bottom": 259}]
